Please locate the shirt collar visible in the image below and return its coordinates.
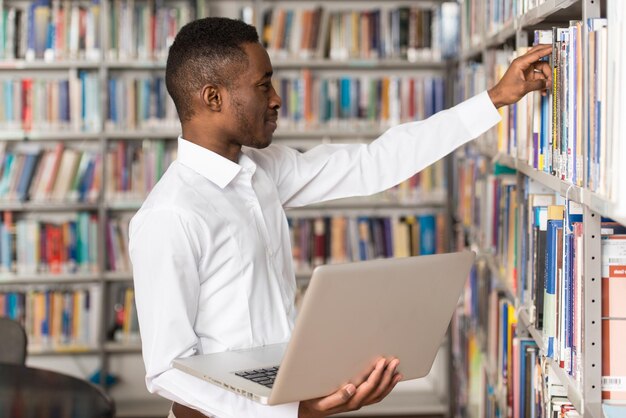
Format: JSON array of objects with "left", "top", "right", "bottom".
[{"left": 177, "top": 136, "right": 250, "bottom": 189}]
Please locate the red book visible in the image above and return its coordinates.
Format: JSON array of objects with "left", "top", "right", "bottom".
[
  {"left": 46, "top": 224, "right": 63, "bottom": 274},
  {"left": 312, "top": 217, "right": 326, "bottom": 267},
  {"left": 22, "top": 79, "right": 33, "bottom": 131},
  {"left": 602, "top": 319, "right": 626, "bottom": 400}
]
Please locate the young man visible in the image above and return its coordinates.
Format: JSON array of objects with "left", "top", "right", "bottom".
[{"left": 129, "top": 17, "right": 552, "bottom": 418}]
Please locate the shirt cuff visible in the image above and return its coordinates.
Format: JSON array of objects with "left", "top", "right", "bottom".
[
  {"left": 255, "top": 401, "right": 300, "bottom": 418},
  {"left": 454, "top": 90, "right": 502, "bottom": 139}
]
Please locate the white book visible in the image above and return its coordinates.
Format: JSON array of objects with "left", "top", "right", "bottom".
[{"left": 52, "top": 149, "right": 80, "bottom": 201}]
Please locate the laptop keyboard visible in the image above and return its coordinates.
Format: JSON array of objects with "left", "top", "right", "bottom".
[{"left": 234, "top": 366, "right": 279, "bottom": 388}]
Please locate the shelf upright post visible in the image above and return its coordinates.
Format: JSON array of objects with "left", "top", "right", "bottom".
[
  {"left": 99, "top": 0, "right": 110, "bottom": 389},
  {"left": 582, "top": 1, "right": 602, "bottom": 414},
  {"left": 582, "top": 206, "right": 602, "bottom": 418}
]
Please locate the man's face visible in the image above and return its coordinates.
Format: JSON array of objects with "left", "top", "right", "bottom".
[{"left": 223, "top": 42, "right": 282, "bottom": 149}]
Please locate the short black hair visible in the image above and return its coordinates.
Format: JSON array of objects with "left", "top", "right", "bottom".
[{"left": 166, "top": 17, "right": 259, "bottom": 122}]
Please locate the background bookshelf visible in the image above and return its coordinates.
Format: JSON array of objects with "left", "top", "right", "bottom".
[
  {"left": 451, "top": 0, "right": 625, "bottom": 417},
  {"left": 0, "top": 0, "right": 464, "bottom": 416}
]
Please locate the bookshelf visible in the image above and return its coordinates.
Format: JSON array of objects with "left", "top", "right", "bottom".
[
  {"left": 0, "top": 0, "right": 462, "bottom": 415},
  {"left": 451, "top": 0, "right": 625, "bottom": 417}
]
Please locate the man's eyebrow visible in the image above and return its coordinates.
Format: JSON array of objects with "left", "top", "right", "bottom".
[{"left": 256, "top": 71, "right": 273, "bottom": 82}]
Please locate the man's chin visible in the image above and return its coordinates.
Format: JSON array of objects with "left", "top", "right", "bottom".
[{"left": 249, "top": 136, "right": 272, "bottom": 149}]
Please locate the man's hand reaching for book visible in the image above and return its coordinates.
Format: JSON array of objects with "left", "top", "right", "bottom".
[{"left": 488, "top": 43, "right": 553, "bottom": 109}]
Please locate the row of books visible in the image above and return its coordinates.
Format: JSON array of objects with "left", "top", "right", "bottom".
[
  {"left": 0, "top": 142, "right": 100, "bottom": 202},
  {"left": 453, "top": 151, "right": 518, "bottom": 274},
  {"left": 0, "top": 137, "right": 446, "bottom": 206},
  {"left": 459, "top": 20, "right": 615, "bottom": 197},
  {"left": 107, "top": 0, "right": 193, "bottom": 62},
  {"left": 103, "top": 139, "right": 445, "bottom": 203},
  {"left": 0, "top": 211, "right": 98, "bottom": 275},
  {"left": 460, "top": 0, "right": 551, "bottom": 51},
  {"left": 106, "top": 74, "right": 178, "bottom": 131},
  {"left": 105, "top": 206, "right": 448, "bottom": 276},
  {"left": 105, "top": 139, "right": 175, "bottom": 202},
  {"left": 0, "top": 0, "right": 101, "bottom": 61},
  {"left": 275, "top": 73, "right": 445, "bottom": 129},
  {"left": 1, "top": 1, "right": 460, "bottom": 63},
  {"left": 454, "top": 153, "right": 626, "bottom": 406},
  {"left": 0, "top": 71, "right": 100, "bottom": 132},
  {"left": 2, "top": 71, "right": 447, "bottom": 133},
  {"left": 456, "top": 153, "right": 586, "bottom": 384},
  {"left": 451, "top": 260, "right": 582, "bottom": 418},
  {"left": 107, "top": 284, "right": 138, "bottom": 343},
  {"left": 288, "top": 213, "right": 447, "bottom": 272},
  {"left": 0, "top": 285, "right": 100, "bottom": 349},
  {"left": 261, "top": 5, "right": 455, "bottom": 62},
  {"left": 384, "top": 160, "right": 446, "bottom": 204}
]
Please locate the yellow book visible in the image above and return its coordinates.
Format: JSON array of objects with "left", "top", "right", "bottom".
[
  {"left": 392, "top": 216, "right": 409, "bottom": 258},
  {"left": 123, "top": 288, "right": 134, "bottom": 336},
  {"left": 547, "top": 205, "right": 565, "bottom": 220},
  {"left": 73, "top": 291, "right": 81, "bottom": 341}
]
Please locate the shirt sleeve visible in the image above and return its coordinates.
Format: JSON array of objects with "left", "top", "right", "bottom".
[
  {"left": 129, "top": 208, "right": 299, "bottom": 418},
  {"left": 253, "top": 91, "right": 501, "bottom": 208}
]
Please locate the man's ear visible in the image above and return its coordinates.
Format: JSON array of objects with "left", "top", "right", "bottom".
[{"left": 201, "top": 84, "right": 221, "bottom": 111}]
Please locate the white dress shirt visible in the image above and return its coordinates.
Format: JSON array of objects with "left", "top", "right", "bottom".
[{"left": 128, "top": 91, "right": 501, "bottom": 418}]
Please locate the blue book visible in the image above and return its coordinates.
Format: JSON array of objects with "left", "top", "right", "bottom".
[
  {"left": 62, "top": 292, "right": 71, "bottom": 343},
  {"left": 382, "top": 218, "right": 393, "bottom": 258},
  {"left": 16, "top": 151, "right": 40, "bottom": 201},
  {"left": 544, "top": 218, "right": 563, "bottom": 358},
  {"left": 143, "top": 79, "right": 150, "bottom": 120},
  {"left": 418, "top": 214, "right": 436, "bottom": 255},
  {"left": 78, "top": 158, "right": 95, "bottom": 202},
  {"left": 340, "top": 78, "right": 351, "bottom": 120},
  {"left": 357, "top": 217, "right": 370, "bottom": 261},
  {"left": 155, "top": 77, "right": 164, "bottom": 119},
  {"left": 59, "top": 80, "right": 70, "bottom": 122},
  {"left": 501, "top": 301, "right": 509, "bottom": 376},
  {"left": 26, "top": 4, "right": 36, "bottom": 57},
  {"left": 80, "top": 71, "right": 87, "bottom": 121},
  {"left": 67, "top": 221, "right": 77, "bottom": 273},
  {"left": 77, "top": 213, "right": 89, "bottom": 266},
  {"left": 319, "top": 80, "right": 329, "bottom": 122},
  {"left": 434, "top": 78, "right": 444, "bottom": 113},
  {"left": 43, "top": 290, "right": 51, "bottom": 339},
  {"left": 0, "top": 153, "right": 15, "bottom": 197},
  {"left": 7, "top": 292, "right": 18, "bottom": 320},
  {"left": 3, "top": 81, "right": 13, "bottom": 122},
  {"left": 283, "top": 10, "right": 293, "bottom": 51},
  {"left": 518, "top": 339, "right": 538, "bottom": 418},
  {"left": 424, "top": 78, "right": 434, "bottom": 117},
  {"left": 108, "top": 78, "right": 117, "bottom": 123}
]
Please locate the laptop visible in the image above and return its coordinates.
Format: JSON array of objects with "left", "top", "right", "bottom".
[{"left": 173, "top": 250, "right": 475, "bottom": 405}]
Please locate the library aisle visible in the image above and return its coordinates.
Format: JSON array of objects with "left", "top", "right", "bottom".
[{"left": 451, "top": 0, "right": 626, "bottom": 418}]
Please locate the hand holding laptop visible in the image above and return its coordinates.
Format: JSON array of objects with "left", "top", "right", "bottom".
[{"left": 299, "top": 357, "right": 403, "bottom": 418}]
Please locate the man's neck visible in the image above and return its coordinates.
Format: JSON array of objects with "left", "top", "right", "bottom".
[{"left": 182, "top": 124, "right": 241, "bottom": 163}]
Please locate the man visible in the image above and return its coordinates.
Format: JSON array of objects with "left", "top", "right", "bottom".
[{"left": 129, "top": 17, "right": 552, "bottom": 418}]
